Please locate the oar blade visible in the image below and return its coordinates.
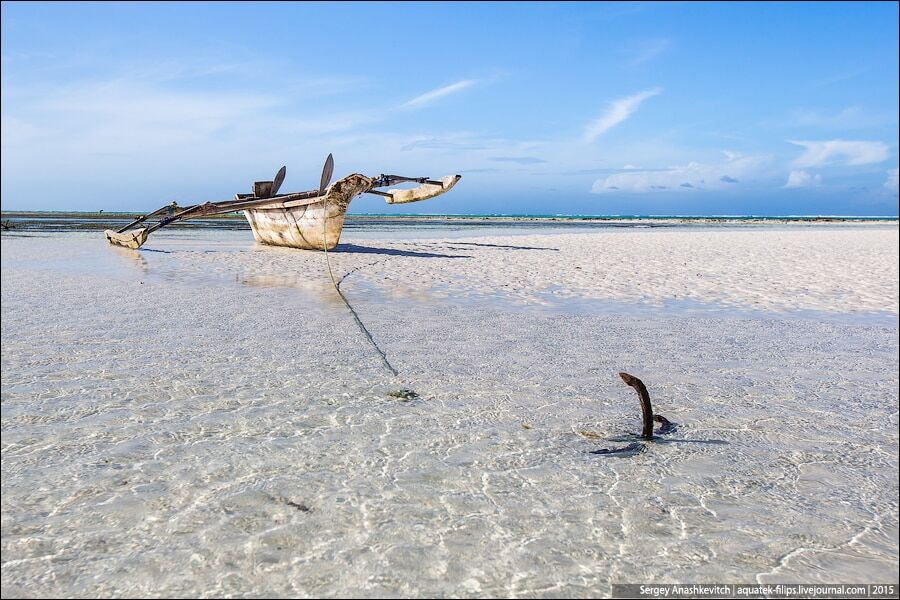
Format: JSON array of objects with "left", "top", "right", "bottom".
[
  {"left": 319, "top": 153, "right": 334, "bottom": 194},
  {"left": 271, "top": 166, "right": 287, "bottom": 196}
]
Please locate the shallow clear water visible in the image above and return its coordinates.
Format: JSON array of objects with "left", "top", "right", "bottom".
[{"left": 2, "top": 229, "right": 898, "bottom": 597}]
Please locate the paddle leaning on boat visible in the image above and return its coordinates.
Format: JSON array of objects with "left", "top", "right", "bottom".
[{"left": 104, "top": 154, "right": 461, "bottom": 250}]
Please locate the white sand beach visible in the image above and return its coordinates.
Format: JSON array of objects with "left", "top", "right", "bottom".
[{"left": 2, "top": 224, "right": 898, "bottom": 597}]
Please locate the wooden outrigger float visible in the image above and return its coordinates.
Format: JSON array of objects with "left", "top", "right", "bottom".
[{"left": 105, "top": 154, "right": 461, "bottom": 250}]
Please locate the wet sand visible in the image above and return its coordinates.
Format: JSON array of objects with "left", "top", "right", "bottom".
[{"left": 1, "top": 225, "right": 898, "bottom": 597}]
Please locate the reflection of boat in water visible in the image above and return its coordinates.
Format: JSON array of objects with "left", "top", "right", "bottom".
[
  {"left": 105, "top": 154, "right": 460, "bottom": 250},
  {"left": 109, "top": 243, "right": 149, "bottom": 274}
]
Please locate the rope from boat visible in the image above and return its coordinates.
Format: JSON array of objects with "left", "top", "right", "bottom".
[{"left": 321, "top": 193, "right": 399, "bottom": 377}]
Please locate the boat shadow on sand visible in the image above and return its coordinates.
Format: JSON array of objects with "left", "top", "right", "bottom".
[
  {"left": 134, "top": 244, "right": 471, "bottom": 259},
  {"left": 333, "top": 243, "right": 471, "bottom": 259},
  {"left": 447, "top": 241, "right": 560, "bottom": 251}
]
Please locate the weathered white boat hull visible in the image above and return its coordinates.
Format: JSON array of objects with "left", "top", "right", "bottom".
[
  {"left": 243, "top": 173, "right": 373, "bottom": 250},
  {"left": 244, "top": 201, "right": 348, "bottom": 250}
]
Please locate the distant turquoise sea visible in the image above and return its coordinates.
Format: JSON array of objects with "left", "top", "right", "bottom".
[
  {"left": 348, "top": 213, "right": 899, "bottom": 221},
  {"left": 1, "top": 211, "right": 897, "bottom": 232}
]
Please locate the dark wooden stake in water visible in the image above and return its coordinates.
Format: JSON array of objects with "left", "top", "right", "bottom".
[{"left": 619, "top": 372, "right": 654, "bottom": 439}]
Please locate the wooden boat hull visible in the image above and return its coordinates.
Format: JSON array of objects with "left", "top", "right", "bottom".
[
  {"left": 243, "top": 173, "right": 373, "bottom": 250},
  {"left": 244, "top": 202, "right": 348, "bottom": 250}
]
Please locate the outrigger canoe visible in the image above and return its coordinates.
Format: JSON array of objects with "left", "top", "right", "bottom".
[{"left": 105, "top": 154, "right": 461, "bottom": 250}]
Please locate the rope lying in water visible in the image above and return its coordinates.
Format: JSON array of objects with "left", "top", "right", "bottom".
[{"left": 321, "top": 195, "right": 399, "bottom": 377}]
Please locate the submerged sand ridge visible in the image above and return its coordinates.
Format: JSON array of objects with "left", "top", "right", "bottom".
[
  {"left": 1, "top": 225, "right": 898, "bottom": 596},
  {"left": 6, "top": 226, "right": 895, "bottom": 317},
  {"left": 342, "top": 227, "right": 899, "bottom": 316},
  {"left": 97, "top": 226, "right": 897, "bottom": 317}
]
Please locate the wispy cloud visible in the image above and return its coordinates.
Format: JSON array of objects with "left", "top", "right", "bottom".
[
  {"left": 790, "top": 105, "right": 897, "bottom": 129},
  {"left": 807, "top": 69, "right": 868, "bottom": 90},
  {"left": 886, "top": 168, "right": 899, "bottom": 194},
  {"left": 400, "top": 135, "right": 489, "bottom": 152},
  {"left": 788, "top": 139, "right": 890, "bottom": 167},
  {"left": 591, "top": 152, "right": 769, "bottom": 194},
  {"left": 1, "top": 78, "right": 285, "bottom": 156},
  {"left": 37, "top": 79, "right": 280, "bottom": 123},
  {"left": 629, "top": 38, "right": 671, "bottom": 66},
  {"left": 584, "top": 87, "right": 661, "bottom": 143},
  {"left": 783, "top": 170, "right": 822, "bottom": 188},
  {"left": 490, "top": 156, "right": 546, "bottom": 165},
  {"left": 792, "top": 106, "right": 862, "bottom": 127},
  {"left": 401, "top": 79, "right": 478, "bottom": 109},
  {"left": 0, "top": 66, "right": 386, "bottom": 205}
]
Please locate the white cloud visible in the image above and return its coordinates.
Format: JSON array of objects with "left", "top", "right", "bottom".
[
  {"left": 1, "top": 79, "right": 290, "bottom": 167},
  {"left": 790, "top": 105, "right": 898, "bottom": 129},
  {"left": 783, "top": 170, "right": 822, "bottom": 188},
  {"left": 0, "top": 115, "right": 43, "bottom": 146},
  {"left": 886, "top": 168, "right": 899, "bottom": 194},
  {"left": 38, "top": 79, "right": 279, "bottom": 126},
  {"left": 792, "top": 106, "right": 862, "bottom": 127},
  {"left": 584, "top": 87, "right": 661, "bottom": 143},
  {"left": 0, "top": 69, "right": 393, "bottom": 207},
  {"left": 401, "top": 80, "right": 477, "bottom": 109},
  {"left": 788, "top": 139, "right": 889, "bottom": 167},
  {"left": 630, "top": 38, "right": 671, "bottom": 66},
  {"left": 591, "top": 152, "right": 769, "bottom": 194}
]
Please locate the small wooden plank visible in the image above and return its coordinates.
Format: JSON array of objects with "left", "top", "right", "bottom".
[{"left": 253, "top": 181, "right": 274, "bottom": 198}]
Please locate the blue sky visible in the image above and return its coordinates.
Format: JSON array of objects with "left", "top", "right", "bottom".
[{"left": 2, "top": 1, "right": 898, "bottom": 215}]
